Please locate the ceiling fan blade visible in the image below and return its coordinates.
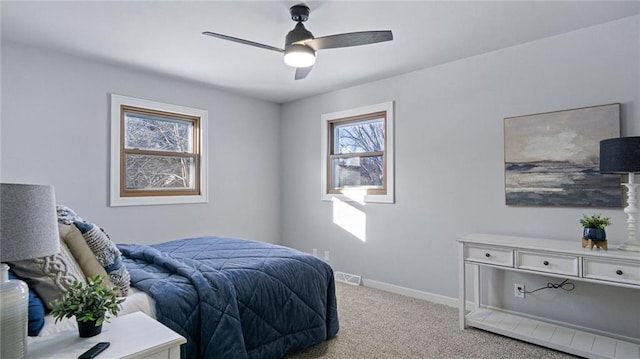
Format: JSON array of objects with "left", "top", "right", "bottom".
[
  {"left": 304, "top": 31, "right": 393, "bottom": 50},
  {"left": 295, "top": 66, "right": 313, "bottom": 80},
  {"left": 202, "top": 31, "right": 284, "bottom": 53}
]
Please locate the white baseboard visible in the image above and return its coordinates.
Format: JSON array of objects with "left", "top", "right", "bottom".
[{"left": 361, "top": 278, "right": 473, "bottom": 309}]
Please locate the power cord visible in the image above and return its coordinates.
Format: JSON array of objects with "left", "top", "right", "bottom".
[{"left": 520, "top": 279, "right": 575, "bottom": 294}]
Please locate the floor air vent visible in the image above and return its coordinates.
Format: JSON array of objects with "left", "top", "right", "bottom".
[{"left": 334, "top": 271, "right": 362, "bottom": 286}]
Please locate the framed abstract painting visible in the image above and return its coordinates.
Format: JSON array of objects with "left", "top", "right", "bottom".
[{"left": 504, "top": 103, "right": 621, "bottom": 207}]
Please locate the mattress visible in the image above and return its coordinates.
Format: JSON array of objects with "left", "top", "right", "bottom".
[{"left": 37, "top": 287, "right": 156, "bottom": 337}]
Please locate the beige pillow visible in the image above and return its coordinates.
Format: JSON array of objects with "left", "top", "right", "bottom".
[
  {"left": 59, "top": 223, "right": 117, "bottom": 293},
  {"left": 9, "top": 240, "right": 86, "bottom": 309}
]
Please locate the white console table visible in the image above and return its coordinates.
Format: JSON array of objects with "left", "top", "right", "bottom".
[{"left": 458, "top": 233, "right": 640, "bottom": 359}]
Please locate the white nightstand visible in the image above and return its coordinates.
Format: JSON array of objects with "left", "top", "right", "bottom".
[{"left": 27, "top": 312, "right": 186, "bottom": 359}]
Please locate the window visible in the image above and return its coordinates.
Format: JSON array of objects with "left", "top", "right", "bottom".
[
  {"left": 110, "top": 95, "right": 208, "bottom": 206},
  {"left": 329, "top": 114, "right": 385, "bottom": 193},
  {"left": 321, "top": 102, "right": 394, "bottom": 203}
]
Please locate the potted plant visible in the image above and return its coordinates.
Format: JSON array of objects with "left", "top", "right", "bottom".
[
  {"left": 50, "top": 275, "right": 124, "bottom": 337},
  {"left": 579, "top": 213, "right": 611, "bottom": 242}
]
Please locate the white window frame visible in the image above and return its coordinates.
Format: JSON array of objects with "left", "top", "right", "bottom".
[
  {"left": 110, "top": 94, "right": 208, "bottom": 206},
  {"left": 321, "top": 101, "right": 395, "bottom": 204}
]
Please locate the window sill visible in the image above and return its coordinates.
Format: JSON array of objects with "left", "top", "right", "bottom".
[
  {"left": 321, "top": 190, "right": 394, "bottom": 204},
  {"left": 109, "top": 192, "right": 208, "bottom": 207}
]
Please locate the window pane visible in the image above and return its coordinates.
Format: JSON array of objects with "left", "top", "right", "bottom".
[
  {"left": 332, "top": 156, "right": 383, "bottom": 188},
  {"left": 124, "top": 112, "right": 193, "bottom": 152},
  {"left": 334, "top": 118, "right": 384, "bottom": 155},
  {"left": 125, "top": 154, "right": 195, "bottom": 190}
]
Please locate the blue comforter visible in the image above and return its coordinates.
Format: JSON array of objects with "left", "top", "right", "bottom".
[{"left": 118, "top": 237, "right": 339, "bottom": 359}]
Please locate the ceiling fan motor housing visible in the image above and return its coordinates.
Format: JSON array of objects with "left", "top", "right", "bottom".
[{"left": 286, "top": 23, "right": 314, "bottom": 47}]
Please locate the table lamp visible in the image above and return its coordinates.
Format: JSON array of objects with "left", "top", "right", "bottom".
[
  {"left": 1, "top": 183, "right": 60, "bottom": 359},
  {"left": 600, "top": 137, "right": 640, "bottom": 251}
]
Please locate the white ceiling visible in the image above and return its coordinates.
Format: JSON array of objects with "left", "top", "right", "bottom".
[{"left": 2, "top": 1, "right": 639, "bottom": 104}]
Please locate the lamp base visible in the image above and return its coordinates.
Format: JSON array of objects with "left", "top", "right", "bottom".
[
  {"left": 1, "top": 263, "right": 29, "bottom": 359},
  {"left": 618, "top": 240, "right": 640, "bottom": 252},
  {"left": 619, "top": 173, "right": 639, "bottom": 252}
]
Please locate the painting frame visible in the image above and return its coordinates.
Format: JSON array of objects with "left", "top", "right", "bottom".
[{"left": 504, "top": 103, "right": 621, "bottom": 207}]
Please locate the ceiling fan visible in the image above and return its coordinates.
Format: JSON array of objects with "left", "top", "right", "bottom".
[{"left": 202, "top": 4, "right": 393, "bottom": 80}]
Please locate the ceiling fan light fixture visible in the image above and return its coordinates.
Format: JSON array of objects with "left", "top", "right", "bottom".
[{"left": 284, "top": 44, "right": 316, "bottom": 68}]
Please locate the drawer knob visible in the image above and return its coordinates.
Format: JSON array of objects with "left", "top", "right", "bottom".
[
  {"left": 485, "top": 253, "right": 491, "bottom": 258},
  {"left": 543, "top": 261, "right": 549, "bottom": 266},
  {"left": 616, "top": 270, "right": 623, "bottom": 275}
]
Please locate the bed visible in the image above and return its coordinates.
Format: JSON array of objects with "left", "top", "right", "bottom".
[
  {"left": 12, "top": 207, "right": 338, "bottom": 359},
  {"left": 118, "top": 236, "right": 339, "bottom": 359}
]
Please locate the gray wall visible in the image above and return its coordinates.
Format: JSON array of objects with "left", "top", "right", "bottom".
[
  {"left": 280, "top": 16, "right": 640, "bottom": 338},
  {"left": 1, "top": 41, "right": 281, "bottom": 245}
]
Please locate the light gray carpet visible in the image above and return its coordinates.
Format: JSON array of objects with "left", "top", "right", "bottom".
[{"left": 287, "top": 282, "right": 577, "bottom": 358}]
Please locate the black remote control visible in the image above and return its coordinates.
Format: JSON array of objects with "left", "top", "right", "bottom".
[{"left": 78, "top": 342, "right": 110, "bottom": 359}]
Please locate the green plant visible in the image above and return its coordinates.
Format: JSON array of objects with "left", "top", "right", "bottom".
[
  {"left": 50, "top": 275, "right": 124, "bottom": 326},
  {"left": 579, "top": 214, "right": 612, "bottom": 230}
]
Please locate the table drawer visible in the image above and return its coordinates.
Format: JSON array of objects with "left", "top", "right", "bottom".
[
  {"left": 464, "top": 245, "right": 514, "bottom": 267},
  {"left": 516, "top": 251, "right": 579, "bottom": 276},
  {"left": 583, "top": 258, "right": 640, "bottom": 286}
]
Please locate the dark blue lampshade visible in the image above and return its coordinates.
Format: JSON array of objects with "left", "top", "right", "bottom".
[{"left": 599, "top": 137, "right": 640, "bottom": 174}]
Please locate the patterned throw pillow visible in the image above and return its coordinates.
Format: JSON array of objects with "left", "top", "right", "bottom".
[
  {"left": 56, "top": 205, "right": 130, "bottom": 296},
  {"left": 56, "top": 205, "right": 84, "bottom": 226},
  {"left": 73, "top": 222, "right": 130, "bottom": 295},
  {"left": 9, "top": 240, "right": 86, "bottom": 309}
]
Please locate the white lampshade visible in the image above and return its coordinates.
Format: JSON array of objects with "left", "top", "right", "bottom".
[
  {"left": 1, "top": 183, "right": 60, "bottom": 359},
  {"left": 284, "top": 44, "right": 316, "bottom": 68}
]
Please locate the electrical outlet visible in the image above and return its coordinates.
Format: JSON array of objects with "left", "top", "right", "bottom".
[
  {"left": 514, "top": 283, "right": 525, "bottom": 299},
  {"left": 324, "top": 251, "right": 330, "bottom": 261},
  {"left": 312, "top": 248, "right": 317, "bottom": 257}
]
